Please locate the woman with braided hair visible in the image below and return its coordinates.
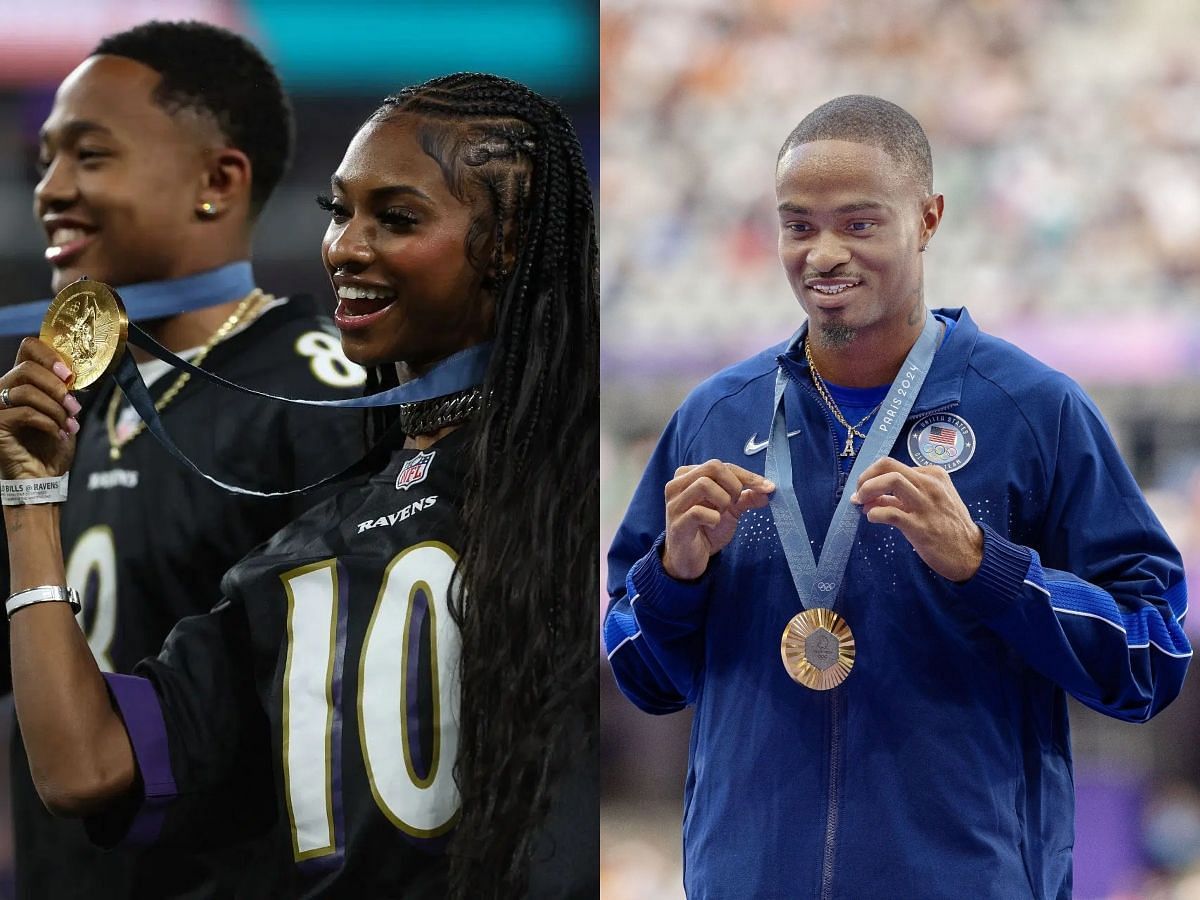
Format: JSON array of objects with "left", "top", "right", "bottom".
[{"left": 0, "top": 72, "right": 597, "bottom": 898}]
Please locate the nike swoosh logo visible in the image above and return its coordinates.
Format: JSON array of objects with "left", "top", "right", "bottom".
[{"left": 744, "top": 430, "right": 801, "bottom": 455}]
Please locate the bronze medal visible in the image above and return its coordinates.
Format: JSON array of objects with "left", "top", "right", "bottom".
[
  {"left": 40, "top": 279, "right": 128, "bottom": 389},
  {"left": 780, "top": 607, "right": 855, "bottom": 690}
]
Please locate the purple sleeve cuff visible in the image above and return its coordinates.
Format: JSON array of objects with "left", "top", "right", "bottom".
[
  {"left": 627, "top": 532, "right": 713, "bottom": 620},
  {"left": 98, "top": 673, "right": 179, "bottom": 846},
  {"left": 952, "top": 522, "right": 1035, "bottom": 618}
]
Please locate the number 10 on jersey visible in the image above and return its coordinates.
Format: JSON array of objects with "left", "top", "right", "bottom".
[{"left": 280, "top": 542, "right": 462, "bottom": 861}]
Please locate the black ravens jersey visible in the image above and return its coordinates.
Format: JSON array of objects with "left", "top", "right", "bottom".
[
  {"left": 95, "top": 427, "right": 596, "bottom": 898},
  {"left": 4, "top": 293, "right": 367, "bottom": 898}
]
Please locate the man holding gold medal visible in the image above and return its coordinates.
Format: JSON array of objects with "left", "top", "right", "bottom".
[
  {"left": 606, "top": 95, "right": 1190, "bottom": 898},
  {"left": 0, "top": 21, "right": 363, "bottom": 898}
]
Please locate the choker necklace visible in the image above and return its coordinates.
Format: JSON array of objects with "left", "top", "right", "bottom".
[
  {"left": 398, "top": 387, "right": 482, "bottom": 436},
  {"left": 804, "top": 338, "right": 881, "bottom": 459},
  {"left": 105, "top": 290, "right": 272, "bottom": 460}
]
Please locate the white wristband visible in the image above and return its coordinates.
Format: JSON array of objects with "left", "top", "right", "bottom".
[
  {"left": 6, "top": 585, "right": 82, "bottom": 619},
  {"left": 0, "top": 474, "right": 69, "bottom": 506}
]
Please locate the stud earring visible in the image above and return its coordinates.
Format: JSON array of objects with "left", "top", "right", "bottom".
[{"left": 198, "top": 202, "right": 218, "bottom": 218}]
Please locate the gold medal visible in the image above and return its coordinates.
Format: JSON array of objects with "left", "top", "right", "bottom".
[
  {"left": 39, "top": 279, "right": 128, "bottom": 389},
  {"left": 781, "top": 608, "right": 855, "bottom": 690}
]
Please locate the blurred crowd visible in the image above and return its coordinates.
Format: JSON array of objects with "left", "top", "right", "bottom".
[
  {"left": 600, "top": 2, "right": 1200, "bottom": 898},
  {"left": 600, "top": 0, "right": 1200, "bottom": 381}
]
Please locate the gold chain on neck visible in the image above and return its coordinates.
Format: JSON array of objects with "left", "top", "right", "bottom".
[
  {"left": 105, "top": 290, "right": 273, "bottom": 460},
  {"left": 804, "top": 337, "right": 881, "bottom": 459}
]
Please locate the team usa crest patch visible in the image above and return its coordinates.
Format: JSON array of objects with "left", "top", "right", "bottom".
[
  {"left": 396, "top": 450, "right": 436, "bottom": 491},
  {"left": 907, "top": 413, "right": 976, "bottom": 472}
]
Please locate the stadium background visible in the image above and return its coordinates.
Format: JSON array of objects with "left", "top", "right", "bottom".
[
  {"left": 600, "top": 2, "right": 1200, "bottom": 899},
  {"left": 0, "top": 1, "right": 596, "bottom": 895}
]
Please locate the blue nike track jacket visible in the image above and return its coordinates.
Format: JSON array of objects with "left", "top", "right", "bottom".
[{"left": 605, "top": 308, "right": 1190, "bottom": 900}]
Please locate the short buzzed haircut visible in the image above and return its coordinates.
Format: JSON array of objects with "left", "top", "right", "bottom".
[
  {"left": 93, "top": 20, "right": 293, "bottom": 215},
  {"left": 778, "top": 95, "right": 933, "bottom": 193}
]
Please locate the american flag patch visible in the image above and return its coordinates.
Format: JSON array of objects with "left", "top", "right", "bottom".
[{"left": 927, "top": 425, "right": 958, "bottom": 446}]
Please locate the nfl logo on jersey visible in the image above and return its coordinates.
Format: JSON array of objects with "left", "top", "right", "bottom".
[{"left": 395, "top": 450, "right": 436, "bottom": 491}]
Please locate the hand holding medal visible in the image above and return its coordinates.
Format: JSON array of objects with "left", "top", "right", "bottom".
[
  {"left": 851, "top": 456, "right": 984, "bottom": 583},
  {"left": 0, "top": 337, "right": 79, "bottom": 484},
  {"left": 0, "top": 278, "right": 119, "bottom": 489},
  {"left": 662, "top": 460, "right": 775, "bottom": 581}
]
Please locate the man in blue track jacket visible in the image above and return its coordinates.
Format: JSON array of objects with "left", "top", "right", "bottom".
[{"left": 604, "top": 95, "right": 1191, "bottom": 900}]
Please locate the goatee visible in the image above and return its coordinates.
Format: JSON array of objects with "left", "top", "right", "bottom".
[{"left": 814, "top": 322, "right": 855, "bottom": 350}]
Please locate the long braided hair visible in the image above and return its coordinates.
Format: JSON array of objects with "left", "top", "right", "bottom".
[{"left": 362, "top": 74, "right": 597, "bottom": 897}]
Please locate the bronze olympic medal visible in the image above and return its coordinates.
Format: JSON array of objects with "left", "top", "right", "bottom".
[
  {"left": 780, "top": 607, "right": 855, "bottom": 690},
  {"left": 39, "top": 279, "right": 128, "bottom": 389}
]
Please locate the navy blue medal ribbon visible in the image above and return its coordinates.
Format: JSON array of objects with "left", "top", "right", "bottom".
[
  {"left": 113, "top": 329, "right": 490, "bottom": 497},
  {"left": 764, "top": 311, "right": 940, "bottom": 610},
  {"left": 122, "top": 324, "right": 490, "bottom": 411}
]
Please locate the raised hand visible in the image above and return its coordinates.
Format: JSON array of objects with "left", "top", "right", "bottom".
[
  {"left": 851, "top": 456, "right": 983, "bottom": 583},
  {"left": 662, "top": 460, "right": 775, "bottom": 581},
  {"left": 0, "top": 337, "right": 80, "bottom": 481}
]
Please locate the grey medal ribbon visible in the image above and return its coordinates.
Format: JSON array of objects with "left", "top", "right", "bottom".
[{"left": 764, "top": 312, "right": 941, "bottom": 610}]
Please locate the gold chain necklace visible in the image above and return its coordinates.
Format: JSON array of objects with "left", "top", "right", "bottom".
[
  {"left": 804, "top": 338, "right": 881, "bottom": 459},
  {"left": 105, "top": 290, "right": 272, "bottom": 460}
]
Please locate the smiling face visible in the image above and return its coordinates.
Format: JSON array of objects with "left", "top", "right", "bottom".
[
  {"left": 776, "top": 139, "right": 942, "bottom": 350},
  {"left": 35, "top": 55, "right": 215, "bottom": 293},
  {"left": 321, "top": 115, "right": 495, "bottom": 371}
]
